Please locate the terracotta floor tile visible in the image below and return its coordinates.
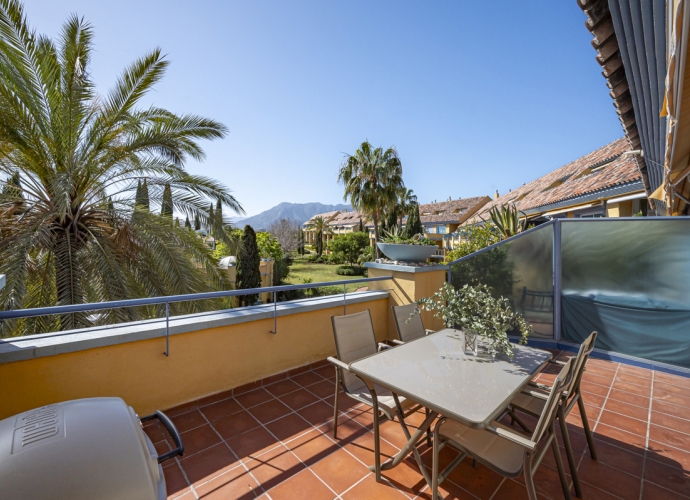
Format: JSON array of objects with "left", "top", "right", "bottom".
[
  {"left": 226, "top": 426, "right": 282, "bottom": 461},
  {"left": 652, "top": 399, "right": 690, "bottom": 420},
  {"left": 163, "top": 461, "right": 189, "bottom": 497},
  {"left": 193, "top": 464, "right": 261, "bottom": 499},
  {"left": 306, "top": 379, "right": 338, "bottom": 399},
  {"left": 581, "top": 437, "right": 645, "bottom": 477},
  {"left": 643, "top": 457, "right": 690, "bottom": 497},
  {"left": 598, "top": 410, "right": 648, "bottom": 437},
  {"left": 262, "top": 371, "right": 289, "bottom": 386},
  {"left": 378, "top": 420, "right": 412, "bottom": 450},
  {"left": 515, "top": 462, "right": 574, "bottom": 500},
  {"left": 647, "top": 440, "right": 690, "bottom": 470},
  {"left": 198, "top": 389, "right": 234, "bottom": 408},
  {"left": 491, "top": 478, "right": 549, "bottom": 500},
  {"left": 654, "top": 372, "right": 690, "bottom": 389},
  {"left": 199, "top": 398, "right": 243, "bottom": 422},
  {"left": 321, "top": 415, "right": 369, "bottom": 443},
  {"left": 617, "top": 363, "right": 651, "bottom": 377},
  {"left": 576, "top": 480, "right": 624, "bottom": 500},
  {"left": 653, "top": 387, "right": 690, "bottom": 409},
  {"left": 583, "top": 371, "right": 615, "bottom": 387},
  {"left": 380, "top": 456, "right": 428, "bottom": 498},
  {"left": 235, "top": 388, "right": 274, "bottom": 409},
  {"left": 155, "top": 438, "right": 171, "bottom": 456},
  {"left": 243, "top": 445, "right": 305, "bottom": 491},
  {"left": 608, "top": 388, "right": 650, "bottom": 408},
  {"left": 584, "top": 363, "right": 619, "bottom": 377},
  {"left": 290, "top": 371, "right": 326, "bottom": 388},
  {"left": 310, "top": 447, "right": 370, "bottom": 494},
  {"left": 650, "top": 411, "right": 690, "bottom": 434},
  {"left": 579, "top": 391, "right": 606, "bottom": 408},
  {"left": 298, "top": 400, "right": 336, "bottom": 426},
  {"left": 642, "top": 479, "right": 689, "bottom": 500},
  {"left": 444, "top": 456, "right": 504, "bottom": 500},
  {"left": 343, "top": 431, "right": 397, "bottom": 466},
  {"left": 652, "top": 382, "right": 689, "bottom": 397},
  {"left": 616, "top": 370, "right": 653, "bottom": 386},
  {"left": 279, "top": 388, "right": 319, "bottom": 411},
  {"left": 169, "top": 488, "right": 194, "bottom": 500},
  {"left": 287, "top": 428, "right": 338, "bottom": 466},
  {"left": 613, "top": 379, "right": 651, "bottom": 397},
  {"left": 144, "top": 421, "right": 166, "bottom": 444},
  {"left": 247, "top": 399, "right": 292, "bottom": 424},
  {"left": 311, "top": 359, "right": 330, "bottom": 369},
  {"left": 565, "top": 403, "right": 600, "bottom": 428},
  {"left": 179, "top": 442, "right": 240, "bottom": 485},
  {"left": 649, "top": 424, "right": 690, "bottom": 450},
  {"left": 577, "top": 459, "right": 640, "bottom": 499},
  {"left": 181, "top": 424, "right": 222, "bottom": 456},
  {"left": 580, "top": 381, "right": 611, "bottom": 397},
  {"left": 288, "top": 364, "right": 311, "bottom": 377},
  {"left": 264, "top": 413, "right": 313, "bottom": 443},
  {"left": 347, "top": 406, "right": 375, "bottom": 427},
  {"left": 586, "top": 357, "right": 619, "bottom": 371},
  {"left": 266, "top": 468, "right": 334, "bottom": 500},
  {"left": 313, "top": 365, "right": 336, "bottom": 380},
  {"left": 340, "top": 474, "right": 407, "bottom": 499},
  {"left": 593, "top": 423, "right": 647, "bottom": 454},
  {"left": 264, "top": 379, "right": 301, "bottom": 398},
  {"left": 171, "top": 409, "right": 207, "bottom": 433},
  {"left": 167, "top": 400, "right": 199, "bottom": 418},
  {"left": 604, "top": 398, "right": 650, "bottom": 421},
  {"left": 233, "top": 381, "right": 262, "bottom": 396},
  {"left": 213, "top": 411, "right": 261, "bottom": 441}
]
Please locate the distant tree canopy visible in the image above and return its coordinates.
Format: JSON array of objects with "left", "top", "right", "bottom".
[
  {"left": 405, "top": 202, "right": 423, "bottom": 238},
  {"left": 161, "top": 183, "right": 173, "bottom": 220},
  {"left": 329, "top": 232, "right": 369, "bottom": 267}
]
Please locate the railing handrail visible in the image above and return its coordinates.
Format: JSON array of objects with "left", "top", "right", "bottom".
[
  {"left": 0, "top": 276, "right": 390, "bottom": 321},
  {"left": 446, "top": 219, "right": 556, "bottom": 266}
]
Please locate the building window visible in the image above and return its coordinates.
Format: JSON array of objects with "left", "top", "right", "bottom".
[
  {"left": 425, "top": 226, "right": 436, "bottom": 234},
  {"left": 437, "top": 226, "right": 447, "bottom": 234}
]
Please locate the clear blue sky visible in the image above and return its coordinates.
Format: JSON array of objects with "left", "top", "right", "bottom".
[{"left": 25, "top": 0, "right": 622, "bottom": 217}]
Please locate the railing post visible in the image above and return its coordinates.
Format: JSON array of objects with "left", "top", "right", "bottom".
[
  {"left": 553, "top": 219, "right": 562, "bottom": 343},
  {"left": 164, "top": 302, "right": 170, "bottom": 357},
  {"left": 343, "top": 284, "right": 347, "bottom": 315},
  {"left": 270, "top": 291, "right": 277, "bottom": 334}
]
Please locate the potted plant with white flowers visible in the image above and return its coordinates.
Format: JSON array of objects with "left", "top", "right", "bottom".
[{"left": 414, "top": 282, "right": 533, "bottom": 358}]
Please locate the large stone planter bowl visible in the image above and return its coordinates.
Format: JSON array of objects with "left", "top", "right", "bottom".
[{"left": 376, "top": 242, "right": 438, "bottom": 262}]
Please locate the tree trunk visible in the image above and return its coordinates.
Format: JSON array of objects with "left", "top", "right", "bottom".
[
  {"left": 373, "top": 212, "right": 381, "bottom": 258},
  {"left": 54, "top": 230, "right": 88, "bottom": 330}
]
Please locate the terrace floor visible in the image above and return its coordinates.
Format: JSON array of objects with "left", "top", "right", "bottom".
[{"left": 145, "top": 350, "right": 690, "bottom": 500}]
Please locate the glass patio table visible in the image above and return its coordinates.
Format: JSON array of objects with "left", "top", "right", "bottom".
[{"left": 349, "top": 328, "right": 552, "bottom": 483}]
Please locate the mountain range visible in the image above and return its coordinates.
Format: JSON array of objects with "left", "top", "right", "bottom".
[{"left": 231, "top": 202, "right": 351, "bottom": 230}]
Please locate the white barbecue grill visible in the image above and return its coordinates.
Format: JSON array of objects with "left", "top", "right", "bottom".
[{"left": 0, "top": 397, "right": 184, "bottom": 499}]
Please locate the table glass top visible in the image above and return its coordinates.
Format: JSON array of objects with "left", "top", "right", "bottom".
[{"left": 350, "top": 329, "right": 552, "bottom": 427}]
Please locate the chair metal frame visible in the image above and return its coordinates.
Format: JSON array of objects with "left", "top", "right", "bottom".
[
  {"left": 508, "top": 332, "right": 598, "bottom": 498},
  {"left": 431, "top": 358, "right": 576, "bottom": 500},
  {"left": 327, "top": 310, "right": 430, "bottom": 482},
  {"left": 391, "top": 303, "right": 435, "bottom": 346}
]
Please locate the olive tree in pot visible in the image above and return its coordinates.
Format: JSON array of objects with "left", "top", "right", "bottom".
[{"left": 415, "top": 282, "right": 533, "bottom": 358}]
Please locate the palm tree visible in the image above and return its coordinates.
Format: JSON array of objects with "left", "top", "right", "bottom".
[
  {"left": 0, "top": 2, "right": 244, "bottom": 334},
  {"left": 338, "top": 141, "right": 403, "bottom": 256},
  {"left": 311, "top": 216, "right": 332, "bottom": 257},
  {"left": 396, "top": 187, "right": 417, "bottom": 228}
]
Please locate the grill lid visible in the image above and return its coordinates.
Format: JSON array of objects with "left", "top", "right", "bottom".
[{"left": 0, "top": 398, "right": 162, "bottom": 500}]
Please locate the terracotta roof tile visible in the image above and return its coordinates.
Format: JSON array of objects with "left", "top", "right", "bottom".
[
  {"left": 304, "top": 211, "right": 339, "bottom": 224},
  {"left": 468, "top": 138, "right": 641, "bottom": 222},
  {"left": 418, "top": 197, "right": 489, "bottom": 224},
  {"left": 327, "top": 210, "right": 367, "bottom": 226}
]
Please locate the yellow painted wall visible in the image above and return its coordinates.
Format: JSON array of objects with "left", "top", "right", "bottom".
[
  {"left": 606, "top": 200, "right": 633, "bottom": 217},
  {"left": 367, "top": 267, "right": 446, "bottom": 337},
  {"left": 0, "top": 297, "right": 388, "bottom": 420}
]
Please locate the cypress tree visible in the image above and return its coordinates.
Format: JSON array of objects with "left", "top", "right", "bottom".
[
  {"left": 405, "top": 203, "right": 423, "bottom": 237},
  {"left": 184, "top": 216, "right": 191, "bottom": 228},
  {"left": 208, "top": 204, "right": 214, "bottom": 234},
  {"left": 194, "top": 213, "right": 200, "bottom": 231},
  {"left": 108, "top": 197, "right": 115, "bottom": 212},
  {"left": 358, "top": 218, "right": 364, "bottom": 232},
  {"left": 161, "top": 183, "right": 173, "bottom": 220},
  {"left": 215, "top": 199, "right": 223, "bottom": 238},
  {"left": 141, "top": 179, "right": 150, "bottom": 211},
  {"left": 135, "top": 180, "right": 142, "bottom": 206},
  {"left": 236, "top": 225, "right": 261, "bottom": 306},
  {"left": 1, "top": 171, "right": 24, "bottom": 213}
]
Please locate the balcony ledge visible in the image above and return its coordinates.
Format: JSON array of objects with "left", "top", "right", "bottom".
[{"left": 0, "top": 290, "right": 389, "bottom": 364}]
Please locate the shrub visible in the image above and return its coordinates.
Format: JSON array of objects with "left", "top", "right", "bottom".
[
  {"left": 336, "top": 265, "right": 365, "bottom": 276},
  {"left": 328, "top": 232, "right": 370, "bottom": 266}
]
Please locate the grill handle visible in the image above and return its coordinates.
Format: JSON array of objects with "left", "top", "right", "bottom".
[{"left": 141, "top": 410, "right": 184, "bottom": 464}]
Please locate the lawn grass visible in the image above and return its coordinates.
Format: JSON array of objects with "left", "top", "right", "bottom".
[{"left": 286, "top": 254, "right": 365, "bottom": 292}]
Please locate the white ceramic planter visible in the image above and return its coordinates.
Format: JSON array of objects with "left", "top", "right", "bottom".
[{"left": 376, "top": 243, "right": 438, "bottom": 262}]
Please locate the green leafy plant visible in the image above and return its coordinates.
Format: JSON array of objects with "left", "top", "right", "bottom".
[
  {"left": 416, "top": 282, "right": 532, "bottom": 358},
  {"left": 357, "top": 245, "right": 376, "bottom": 266},
  {"left": 336, "top": 265, "right": 365, "bottom": 276},
  {"left": 381, "top": 227, "right": 435, "bottom": 246},
  {"left": 328, "top": 232, "right": 369, "bottom": 266}
]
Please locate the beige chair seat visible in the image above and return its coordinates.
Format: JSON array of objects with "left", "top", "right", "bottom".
[
  {"left": 347, "top": 381, "right": 415, "bottom": 414},
  {"left": 440, "top": 420, "right": 525, "bottom": 477},
  {"left": 511, "top": 391, "right": 547, "bottom": 416}
]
